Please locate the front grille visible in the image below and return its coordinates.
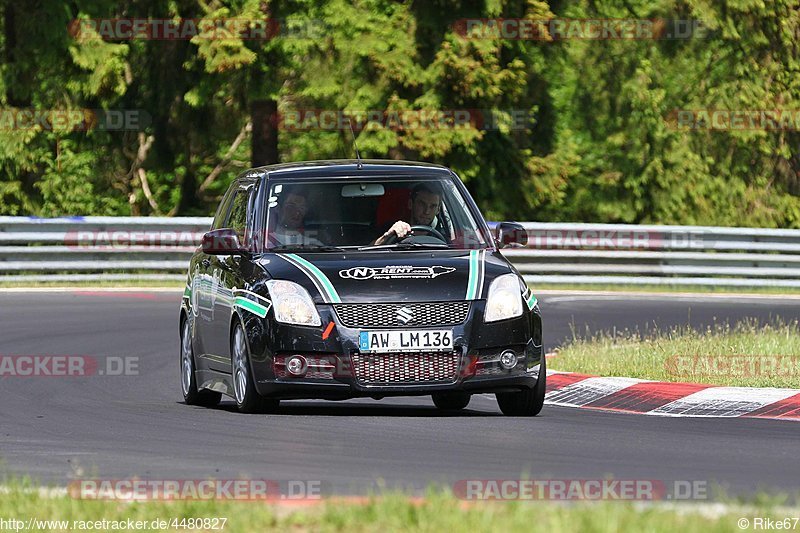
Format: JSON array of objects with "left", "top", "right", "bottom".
[
  {"left": 334, "top": 302, "right": 470, "bottom": 328},
  {"left": 351, "top": 351, "right": 461, "bottom": 385}
]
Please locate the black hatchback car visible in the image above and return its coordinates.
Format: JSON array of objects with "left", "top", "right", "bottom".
[{"left": 179, "top": 160, "right": 544, "bottom": 416}]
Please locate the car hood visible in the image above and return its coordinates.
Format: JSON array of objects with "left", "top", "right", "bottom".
[{"left": 259, "top": 249, "right": 514, "bottom": 304}]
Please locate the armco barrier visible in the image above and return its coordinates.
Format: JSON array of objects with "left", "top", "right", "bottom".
[
  {"left": 0, "top": 216, "right": 211, "bottom": 282},
  {"left": 504, "top": 222, "right": 800, "bottom": 288},
  {"left": 2, "top": 217, "right": 800, "bottom": 287}
]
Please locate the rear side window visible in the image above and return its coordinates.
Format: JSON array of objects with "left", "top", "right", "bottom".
[
  {"left": 211, "top": 186, "right": 237, "bottom": 230},
  {"left": 227, "top": 185, "right": 252, "bottom": 237}
]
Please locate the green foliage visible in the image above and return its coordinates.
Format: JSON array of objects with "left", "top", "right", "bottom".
[
  {"left": 544, "top": 0, "right": 800, "bottom": 226},
  {"left": 0, "top": 0, "right": 797, "bottom": 226}
]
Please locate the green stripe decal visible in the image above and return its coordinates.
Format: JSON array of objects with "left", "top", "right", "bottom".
[
  {"left": 183, "top": 285, "right": 191, "bottom": 299},
  {"left": 525, "top": 292, "right": 538, "bottom": 310},
  {"left": 465, "top": 250, "right": 481, "bottom": 300},
  {"left": 286, "top": 253, "right": 342, "bottom": 304},
  {"left": 233, "top": 297, "right": 269, "bottom": 318}
]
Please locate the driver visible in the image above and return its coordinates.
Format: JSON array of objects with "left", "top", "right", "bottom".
[{"left": 373, "top": 183, "right": 446, "bottom": 245}]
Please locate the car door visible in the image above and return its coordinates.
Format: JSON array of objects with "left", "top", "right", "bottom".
[
  {"left": 194, "top": 185, "right": 236, "bottom": 368},
  {"left": 207, "top": 180, "right": 257, "bottom": 371}
]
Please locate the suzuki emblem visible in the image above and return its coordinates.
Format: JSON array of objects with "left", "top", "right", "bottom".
[{"left": 396, "top": 307, "right": 414, "bottom": 324}]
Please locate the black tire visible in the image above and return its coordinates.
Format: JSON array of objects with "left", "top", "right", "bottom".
[
  {"left": 432, "top": 392, "right": 471, "bottom": 411},
  {"left": 180, "top": 318, "right": 222, "bottom": 407},
  {"left": 496, "top": 354, "right": 546, "bottom": 417},
  {"left": 231, "top": 321, "right": 279, "bottom": 414}
]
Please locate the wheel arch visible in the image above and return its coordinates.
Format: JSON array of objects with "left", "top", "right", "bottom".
[
  {"left": 229, "top": 308, "right": 271, "bottom": 359},
  {"left": 179, "top": 308, "right": 188, "bottom": 332}
]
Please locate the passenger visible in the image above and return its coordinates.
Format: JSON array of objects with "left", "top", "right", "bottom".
[{"left": 270, "top": 188, "right": 323, "bottom": 246}]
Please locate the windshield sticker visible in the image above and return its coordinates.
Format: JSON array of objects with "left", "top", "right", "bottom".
[{"left": 339, "top": 265, "right": 456, "bottom": 280}]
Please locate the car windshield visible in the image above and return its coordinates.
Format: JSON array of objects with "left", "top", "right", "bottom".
[{"left": 264, "top": 177, "right": 489, "bottom": 251}]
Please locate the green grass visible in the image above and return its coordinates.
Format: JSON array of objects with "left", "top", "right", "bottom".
[
  {"left": 552, "top": 320, "right": 800, "bottom": 388},
  {"left": 1, "top": 481, "right": 796, "bottom": 532}
]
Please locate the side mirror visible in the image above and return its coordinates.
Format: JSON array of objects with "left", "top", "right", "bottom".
[
  {"left": 202, "top": 228, "right": 245, "bottom": 255},
  {"left": 496, "top": 222, "right": 528, "bottom": 248}
]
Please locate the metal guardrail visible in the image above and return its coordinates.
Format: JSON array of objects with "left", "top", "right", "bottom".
[
  {"left": 505, "top": 222, "right": 800, "bottom": 288},
  {"left": 2, "top": 217, "right": 800, "bottom": 287},
  {"left": 0, "top": 216, "right": 210, "bottom": 282}
]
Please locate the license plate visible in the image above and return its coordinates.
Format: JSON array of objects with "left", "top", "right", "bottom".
[{"left": 359, "top": 330, "right": 453, "bottom": 353}]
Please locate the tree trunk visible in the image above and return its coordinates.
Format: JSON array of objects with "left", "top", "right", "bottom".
[{"left": 251, "top": 99, "right": 279, "bottom": 167}]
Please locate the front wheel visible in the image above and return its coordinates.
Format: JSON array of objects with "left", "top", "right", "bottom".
[
  {"left": 432, "top": 392, "right": 471, "bottom": 411},
  {"left": 496, "top": 355, "right": 546, "bottom": 417},
  {"left": 231, "top": 322, "right": 279, "bottom": 414},
  {"left": 180, "top": 318, "right": 221, "bottom": 407}
]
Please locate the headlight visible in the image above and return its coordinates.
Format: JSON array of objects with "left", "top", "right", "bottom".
[
  {"left": 266, "top": 280, "right": 322, "bottom": 326},
  {"left": 484, "top": 274, "right": 524, "bottom": 323}
]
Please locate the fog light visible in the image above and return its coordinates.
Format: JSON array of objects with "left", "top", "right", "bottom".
[
  {"left": 286, "top": 355, "right": 308, "bottom": 377},
  {"left": 499, "top": 351, "right": 517, "bottom": 370}
]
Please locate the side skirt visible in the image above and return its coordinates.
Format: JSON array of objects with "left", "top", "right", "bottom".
[{"left": 197, "top": 369, "right": 234, "bottom": 397}]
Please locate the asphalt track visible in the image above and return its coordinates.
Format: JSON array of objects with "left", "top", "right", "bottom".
[{"left": 1, "top": 290, "right": 799, "bottom": 497}]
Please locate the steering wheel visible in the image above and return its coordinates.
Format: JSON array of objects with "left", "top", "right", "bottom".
[
  {"left": 385, "top": 224, "right": 448, "bottom": 244},
  {"left": 409, "top": 225, "right": 447, "bottom": 242}
]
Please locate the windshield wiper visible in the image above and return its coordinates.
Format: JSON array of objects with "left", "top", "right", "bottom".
[
  {"left": 268, "top": 244, "right": 350, "bottom": 253},
  {"left": 357, "top": 242, "right": 451, "bottom": 251}
]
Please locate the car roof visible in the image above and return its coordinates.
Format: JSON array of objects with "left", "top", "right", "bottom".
[{"left": 246, "top": 159, "right": 454, "bottom": 181}]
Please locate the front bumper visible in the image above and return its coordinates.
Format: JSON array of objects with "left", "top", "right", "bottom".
[{"left": 245, "top": 300, "right": 543, "bottom": 399}]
